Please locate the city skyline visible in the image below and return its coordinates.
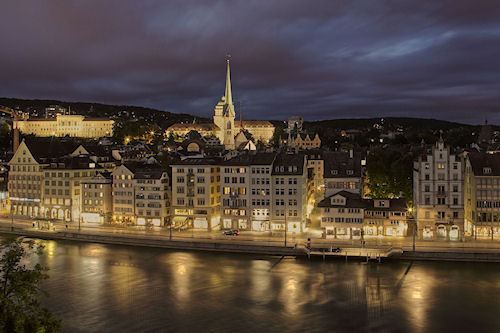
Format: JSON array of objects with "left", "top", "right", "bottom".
[{"left": 1, "top": 1, "right": 500, "bottom": 124}]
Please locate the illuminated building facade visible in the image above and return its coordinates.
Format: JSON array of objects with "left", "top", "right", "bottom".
[
  {"left": 323, "top": 150, "right": 364, "bottom": 197},
  {"left": 171, "top": 158, "right": 221, "bottom": 230},
  {"left": 14, "top": 114, "right": 114, "bottom": 138},
  {"left": 81, "top": 172, "right": 113, "bottom": 224},
  {"left": 42, "top": 157, "right": 103, "bottom": 222},
  {"left": 112, "top": 163, "right": 170, "bottom": 226},
  {"left": 318, "top": 191, "right": 408, "bottom": 239},
  {"left": 464, "top": 152, "right": 500, "bottom": 239},
  {"left": 413, "top": 139, "right": 464, "bottom": 240},
  {"left": 270, "top": 153, "right": 307, "bottom": 232}
]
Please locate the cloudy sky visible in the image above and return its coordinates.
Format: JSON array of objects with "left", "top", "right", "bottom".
[{"left": 1, "top": 0, "right": 499, "bottom": 124}]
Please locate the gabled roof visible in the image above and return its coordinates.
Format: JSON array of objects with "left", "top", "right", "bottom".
[
  {"left": 272, "top": 152, "right": 305, "bottom": 175},
  {"left": 23, "top": 139, "right": 80, "bottom": 163},
  {"left": 467, "top": 152, "right": 500, "bottom": 176},
  {"left": 317, "top": 191, "right": 369, "bottom": 209},
  {"left": 120, "top": 161, "right": 167, "bottom": 179},
  {"left": 221, "top": 152, "right": 276, "bottom": 166},
  {"left": 323, "top": 151, "right": 362, "bottom": 178}
]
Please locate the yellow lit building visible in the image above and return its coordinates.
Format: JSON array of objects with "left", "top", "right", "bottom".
[
  {"left": 171, "top": 158, "right": 221, "bottom": 230},
  {"left": 318, "top": 191, "right": 408, "bottom": 239},
  {"left": 14, "top": 114, "right": 114, "bottom": 138},
  {"left": 464, "top": 152, "right": 500, "bottom": 239}
]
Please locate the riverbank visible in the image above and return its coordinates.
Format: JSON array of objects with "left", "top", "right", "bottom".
[{"left": 1, "top": 226, "right": 500, "bottom": 262}]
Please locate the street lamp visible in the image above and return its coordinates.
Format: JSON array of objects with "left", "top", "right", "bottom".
[{"left": 10, "top": 204, "right": 14, "bottom": 231}]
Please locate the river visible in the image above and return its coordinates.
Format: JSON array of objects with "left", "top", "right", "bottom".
[{"left": 17, "top": 239, "right": 500, "bottom": 332}]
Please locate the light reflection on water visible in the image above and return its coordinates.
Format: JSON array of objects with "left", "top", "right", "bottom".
[{"left": 22, "top": 239, "right": 500, "bottom": 333}]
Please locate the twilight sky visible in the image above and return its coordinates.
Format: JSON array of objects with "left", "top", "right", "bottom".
[{"left": 1, "top": 0, "right": 500, "bottom": 124}]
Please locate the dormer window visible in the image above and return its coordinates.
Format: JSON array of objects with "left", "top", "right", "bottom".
[{"left": 483, "top": 167, "right": 492, "bottom": 174}]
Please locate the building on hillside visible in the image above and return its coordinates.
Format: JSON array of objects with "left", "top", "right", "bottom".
[
  {"left": 44, "top": 105, "right": 67, "bottom": 119},
  {"left": 112, "top": 163, "right": 170, "bottom": 226},
  {"left": 464, "top": 152, "right": 500, "bottom": 239},
  {"left": 166, "top": 58, "right": 274, "bottom": 150},
  {"left": 171, "top": 158, "right": 221, "bottom": 230},
  {"left": 413, "top": 139, "right": 464, "bottom": 240},
  {"left": 271, "top": 153, "right": 308, "bottom": 232},
  {"left": 318, "top": 191, "right": 408, "bottom": 239},
  {"left": 14, "top": 114, "right": 114, "bottom": 138},
  {"left": 165, "top": 123, "right": 219, "bottom": 138},
  {"left": 289, "top": 133, "right": 321, "bottom": 150},
  {"left": 81, "top": 171, "right": 113, "bottom": 224},
  {"left": 323, "top": 150, "right": 364, "bottom": 197},
  {"left": 287, "top": 116, "right": 303, "bottom": 133}
]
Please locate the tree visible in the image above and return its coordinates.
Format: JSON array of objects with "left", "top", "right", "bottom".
[
  {"left": 365, "top": 147, "right": 413, "bottom": 201},
  {"left": 0, "top": 237, "right": 61, "bottom": 332},
  {"left": 270, "top": 126, "right": 284, "bottom": 147},
  {"left": 186, "top": 130, "right": 202, "bottom": 140}
]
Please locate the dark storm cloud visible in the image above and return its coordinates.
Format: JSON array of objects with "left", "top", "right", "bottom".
[{"left": 1, "top": 0, "right": 500, "bottom": 124}]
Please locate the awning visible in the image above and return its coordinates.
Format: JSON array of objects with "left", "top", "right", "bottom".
[{"left": 172, "top": 216, "right": 188, "bottom": 225}]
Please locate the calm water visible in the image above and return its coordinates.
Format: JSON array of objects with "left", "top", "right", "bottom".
[{"left": 18, "top": 239, "right": 500, "bottom": 332}]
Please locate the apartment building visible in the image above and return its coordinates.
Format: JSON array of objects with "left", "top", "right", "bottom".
[
  {"left": 42, "top": 156, "right": 104, "bottom": 222},
  {"left": 171, "top": 158, "right": 221, "bottom": 230},
  {"left": 134, "top": 166, "right": 170, "bottom": 227},
  {"left": 323, "top": 150, "right": 363, "bottom": 197},
  {"left": 221, "top": 156, "right": 251, "bottom": 230},
  {"left": 112, "top": 163, "right": 170, "bottom": 226},
  {"left": 318, "top": 191, "right": 408, "bottom": 239},
  {"left": 413, "top": 139, "right": 464, "bottom": 240},
  {"left": 464, "top": 152, "right": 500, "bottom": 239},
  {"left": 364, "top": 198, "right": 408, "bottom": 237},
  {"left": 219, "top": 152, "right": 277, "bottom": 231},
  {"left": 81, "top": 171, "right": 113, "bottom": 224},
  {"left": 249, "top": 153, "right": 276, "bottom": 231},
  {"left": 112, "top": 164, "right": 135, "bottom": 224},
  {"left": 270, "top": 153, "right": 307, "bottom": 232},
  {"left": 8, "top": 140, "right": 79, "bottom": 219}
]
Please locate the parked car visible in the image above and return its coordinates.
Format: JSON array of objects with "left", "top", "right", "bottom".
[{"left": 223, "top": 229, "right": 240, "bottom": 236}]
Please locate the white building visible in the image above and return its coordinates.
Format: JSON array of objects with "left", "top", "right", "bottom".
[
  {"left": 14, "top": 114, "right": 114, "bottom": 138},
  {"left": 270, "top": 153, "right": 308, "bottom": 232},
  {"left": 112, "top": 163, "right": 170, "bottom": 226},
  {"left": 413, "top": 138, "right": 464, "bottom": 240}
]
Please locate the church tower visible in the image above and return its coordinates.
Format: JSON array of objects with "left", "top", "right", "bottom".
[{"left": 213, "top": 56, "right": 236, "bottom": 150}]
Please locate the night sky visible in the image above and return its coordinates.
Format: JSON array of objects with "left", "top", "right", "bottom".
[{"left": 1, "top": 1, "right": 500, "bottom": 124}]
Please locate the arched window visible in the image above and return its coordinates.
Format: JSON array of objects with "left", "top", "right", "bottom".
[{"left": 227, "top": 121, "right": 232, "bottom": 129}]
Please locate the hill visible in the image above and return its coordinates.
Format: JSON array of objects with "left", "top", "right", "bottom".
[{"left": 0, "top": 97, "right": 209, "bottom": 129}]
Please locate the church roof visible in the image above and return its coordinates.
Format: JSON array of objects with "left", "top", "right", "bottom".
[
  {"left": 167, "top": 123, "right": 219, "bottom": 131},
  {"left": 236, "top": 120, "right": 274, "bottom": 127}
]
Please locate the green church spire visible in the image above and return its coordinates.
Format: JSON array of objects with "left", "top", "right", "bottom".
[{"left": 224, "top": 54, "right": 233, "bottom": 106}]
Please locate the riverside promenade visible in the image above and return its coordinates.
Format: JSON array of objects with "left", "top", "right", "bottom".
[{"left": 1, "top": 217, "right": 500, "bottom": 262}]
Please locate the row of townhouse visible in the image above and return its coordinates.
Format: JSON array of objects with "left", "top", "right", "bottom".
[
  {"left": 318, "top": 191, "right": 408, "bottom": 239},
  {"left": 171, "top": 152, "right": 309, "bottom": 232},
  {"left": 8, "top": 140, "right": 170, "bottom": 227},
  {"left": 413, "top": 138, "right": 500, "bottom": 240}
]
